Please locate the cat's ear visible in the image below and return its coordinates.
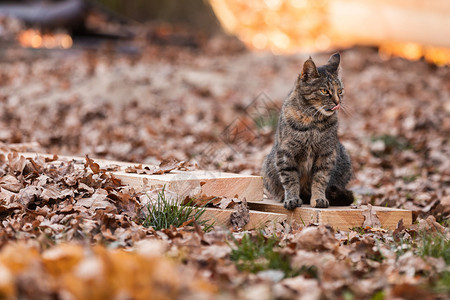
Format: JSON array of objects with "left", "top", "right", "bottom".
[
  {"left": 327, "top": 52, "right": 340, "bottom": 73},
  {"left": 301, "top": 57, "right": 319, "bottom": 80}
]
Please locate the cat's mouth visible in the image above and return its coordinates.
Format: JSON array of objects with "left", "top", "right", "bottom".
[
  {"left": 325, "top": 104, "right": 340, "bottom": 112},
  {"left": 331, "top": 104, "right": 340, "bottom": 111}
]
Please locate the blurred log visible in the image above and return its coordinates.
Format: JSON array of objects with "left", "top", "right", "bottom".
[
  {"left": 329, "top": 0, "right": 450, "bottom": 48},
  {"left": 0, "top": 0, "right": 86, "bottom": 30}
]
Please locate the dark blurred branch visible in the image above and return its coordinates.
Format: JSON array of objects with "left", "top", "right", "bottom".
[{"left": 93, "top": 0, "right": 223, "bottom": 35}]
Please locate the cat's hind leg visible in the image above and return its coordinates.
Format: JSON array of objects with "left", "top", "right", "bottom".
[
  {"left": 325, "top": 185, "right": 354, "bottom": 206},
  {"left": 262, "top": 153, "right": 285, "bottom": 202}
]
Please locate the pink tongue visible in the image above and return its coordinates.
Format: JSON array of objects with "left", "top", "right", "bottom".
[{"left": 332, "top": 104, "right": 340, "bottom": 111}]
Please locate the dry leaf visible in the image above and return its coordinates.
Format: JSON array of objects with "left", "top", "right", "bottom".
[
  {"left": 85, "top": 155, "right": 100, "bottom": 174},
  {"left": 418, "top": 215, "right": 445, "bottom": 233},
  {"left": 0, "top": 188, "right": 17, "bottom": 204},
  {"left": 17, "top": 186, "right": 41, "bottom": 208},
  {"left": 0, "top": 175, "right": 22, "bottom": 193},
  {"left": 362, "top": 204, "right": 382, "bottom": 228},
  {"left": 40, "top": 185, "right": 73, "bottom": 201},
  {"left": 218, "top": 197, "right": 238, "bottom": 209},
  {"left": 230, "top": 198, "right": 250, "bottom": 229},
  {"left": 273, "top": 276, "right": 321, "bottom": 300},
  {"left": 157, "top": 159, "right": 179, "bottom": 174},
  {"left": 44, "top": 154, "right": 59, "bottom": 162},
  {"left": 7, "top": 152, "right": 27, "bottom": 174},
  {"left": 292, "top": 225, "right": 339, "bottom": 252}
]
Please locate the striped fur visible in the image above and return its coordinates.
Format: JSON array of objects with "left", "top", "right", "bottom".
[{"left": 262, "top": 53, "right": 353, "bottom": 209}]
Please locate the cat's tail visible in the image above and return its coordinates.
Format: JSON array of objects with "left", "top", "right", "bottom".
[{"left": 326, "top": 185, "right": 354, "bottom": 206}]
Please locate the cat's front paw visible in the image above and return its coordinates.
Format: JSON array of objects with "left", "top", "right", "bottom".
[
  {"left": 284, "top": 197, "right": 302, "bottom": 210},
  {"left": 311, "top": 198, "right": 329, "bottom": 208}
]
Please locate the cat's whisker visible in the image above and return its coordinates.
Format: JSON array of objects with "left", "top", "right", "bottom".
[
  {"left": 303, "top": 106, "right": 318, "bottom": 115},
  {"left": 313, "top": 105, "right": 327, "bottom": 118},
  {"left": 312, "top": 110, "right": 321, "bottom": 118},
  {"left": 340, "top": 103, "right": 354, "bottom": 112},
  {"left": 341, "top": 108, "right": 352, "bottom": 117},
  {"left": 340, "top": 104, "right": 353, "bottom": 117}
]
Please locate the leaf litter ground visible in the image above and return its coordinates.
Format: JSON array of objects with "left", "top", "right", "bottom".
[{"left": 0, "top": 40, "right": 448, "bottom": 299}]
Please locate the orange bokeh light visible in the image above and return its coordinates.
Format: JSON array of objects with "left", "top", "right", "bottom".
[
  {"left": 18, "top": 29, "right": 73, "bottom": 49},
  {"left": 209, "top": 0, "right": 450, "bottom": 65}
]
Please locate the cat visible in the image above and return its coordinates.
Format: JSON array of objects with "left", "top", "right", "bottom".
[{"left": 261, "top": 53, "right": 354, "bottom": 210}]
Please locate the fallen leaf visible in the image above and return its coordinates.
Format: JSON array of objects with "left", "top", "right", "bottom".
[
  {"left": 85, "top": 155, "right": 100, "bottom": 174},
  {"left": 393, "top": 218, "right": 405, "bottom": 241},
  {"left": 218, "top": 197, "right": 238, "bottom": 209},
  {"left": 362, "top": 204, "right": 382, "bottom": 228},
  {"left": 44, "top": 154, "right": 59, "bottom": 162},
  {"left": 418, "top": 215, "right": 445, "bottom": 233},
  {"left": 7, "top": 152, "right": 27, "bottom": 174},
  {"left": 273, "top": 276, "right": 320, "bottom": 300},
  {"left": 0, "top": 188, "right": 16, "bottom": 204},
  {"left": 230, "top": 198, "right": 250, "bottom": 229},
  {"left": 17, "top": 186, "right": 41, "bottom": 208},
  {"left": 157, "top": 159, "right": 179, "bottom": 174},
  {"left": 292, "top": 225, "right": 339, "bottom": 252},
  {"left": 40, "top": 185, "right": 74, "bottom": 201},
  {"left": 391, "top": 283, "right": 434, "bottom": 300},
  {"left": 200, "top": 244, "right": 231, "bottom": 260},
  {"left": 0, "top": 175, "right": 22, "bottom": 193}
]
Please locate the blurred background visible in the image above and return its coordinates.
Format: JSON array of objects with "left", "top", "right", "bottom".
[
  {"left": 1, "top": 0, "right": 449, "bottom": 63},
  {"left": 0, "top": 0, "right": 448, "bottom": 216}
]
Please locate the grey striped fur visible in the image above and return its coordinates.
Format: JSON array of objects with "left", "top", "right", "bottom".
[{"left": 262, "top": 53, "right": 354, "bottom": 210}]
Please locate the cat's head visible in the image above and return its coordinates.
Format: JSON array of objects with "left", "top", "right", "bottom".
[{"left": 296, "top": 53, "right": 344, "bottom": 117}]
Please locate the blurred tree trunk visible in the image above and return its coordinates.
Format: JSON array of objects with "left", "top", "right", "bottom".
[{"left": 95, "top": 0, "right": 223, "bottom": 35}]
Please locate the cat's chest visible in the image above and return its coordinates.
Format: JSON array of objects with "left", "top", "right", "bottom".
[
  {"left": 291, "top": 127, "right": 336, "bottom": 167},
  {"left": 295, "top": 127, "right": 334, "bottom": 149},
  {"left": 296, "top": 136, "right": 328, "bottom": 174}
]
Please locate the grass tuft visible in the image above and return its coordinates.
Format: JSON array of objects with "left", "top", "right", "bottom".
[
  {"left": 371, "top": 134, "right": 413, "bottom": 152},
  {"left": 416, "top": 231, "right": 450, "bottom": 264},
  {"left": 252, "top": 109, "right": 279, "bottom": 131},
  {"left": 434, "top": 271, "right": 450, "bottom": 294},
  {"left": 387, "top": 230, "right": 450, "bottom": 295},
  {"left": 141, "top": 188, "right": 213, "bottom": 231},
  {"left": 230, "top": 231, "right": 310, "bottom": 278}
]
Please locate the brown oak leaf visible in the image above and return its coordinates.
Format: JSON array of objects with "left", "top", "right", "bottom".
[{"left": 362, "top": 204, "right": 382, "bottom": 228}]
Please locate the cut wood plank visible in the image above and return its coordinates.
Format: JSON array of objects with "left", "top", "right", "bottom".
[
  {"left": 16, "top": 152, "right": 263, "bottom": 202},
  {"left": 247, "top": 199, "right": 412, "bottom": 230},
  {"left": 199, "top": 208, "right": 287, "bottom": 230},
  {"left": 113, "top": 170, "right": 262, "bottom": 202}
]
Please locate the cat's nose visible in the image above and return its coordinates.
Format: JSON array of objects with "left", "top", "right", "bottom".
[{"left": 332, "top": 95, "right": 340, "bottom": 105}]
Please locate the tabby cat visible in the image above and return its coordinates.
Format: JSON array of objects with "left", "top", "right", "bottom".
[{"left": 261, "top": 53, "right": 354, "bottom": 210}]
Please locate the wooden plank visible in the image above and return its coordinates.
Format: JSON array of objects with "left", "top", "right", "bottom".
[
  {"left": 113, "top": 170, "right": 262, "bottom": 202},
  {"left": 247, "top": 199, "right": 412, "bottom": 230},
  {"left": 16, "top": 152, "right": 263, "bottom": 202},
  {"left": 199, "top": 208, "right": 287, "bottom": 230},
  {"left": 14, "top": 152, "right": 412, "bottom": 230}
]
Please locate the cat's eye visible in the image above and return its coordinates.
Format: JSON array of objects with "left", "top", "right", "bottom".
[
  {"left": 338, "top": 89, "right": 344, "bottom": 95},
  {"left": 320, "top": 89, "right": 329, "bottom": 95}
]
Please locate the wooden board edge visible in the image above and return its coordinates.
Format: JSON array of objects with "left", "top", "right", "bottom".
[
  {"left": 247, "top": 200, "right": 413, "bottom": 230},
  {"left": 199, "top": 208, "right": 287, "bottom": 230},
  {"left": 15, "top": 152, "right": 264, "bottom": 201}
]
